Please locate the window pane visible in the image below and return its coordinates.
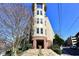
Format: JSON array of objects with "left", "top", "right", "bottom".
[
  {"left": 32, "top": 29, "right": 34, "bottom": 35},
  {"left": 40, "top": 11, "right": 42, "bottom": 15},
  {"left": 41, "top": 28, "right": 43, "bottom": 34},
  {"left": 45, "top": 29, "right": 47, "bottom": 35},
  {"left": 40, "top": 18, "right": 43, "bottom": 24},
  {"left": 37, "top": 18, "right": 39, "bottom": 24},
  {"left": 37, "top": 4, "right": 42, "bottom": 8},
  {"left": 37, "top": 28, "right": 39, "bottom": 34},
  {"left": 37, "top": 10, "right": 39, "bottom": 15},
  {"left": 45, "top": 21, "right": 46, "bottom": 26}
]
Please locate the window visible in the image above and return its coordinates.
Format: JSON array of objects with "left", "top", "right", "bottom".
[
  {"left": 34, "top": 20, "right": 36, "bottom": 24},
  {"left": 37, "top": 28, "right": 39, "bottom": 34},
  {"left": 37, "top": 18, "right": 39, "bottom": 24},
  {"left": 32, "top": 29, "right": 34, "bottom": 35},
  {"left": 40, "top": 11, "right": 42, "bottom": 15},
  {"left": 45, "top": 29, "right": 47, "bottom": 35},
  {"left": 40, "top": 18, "right": 43, "bottom": 24},
  {"left": 45, "top": 21, "right": 46, "bottom": 26},
  {"left": 41, "top": 28, "right": 43, "bottom": 34},
  {"left": 37, "top": 10, "right": 39, "bottom": 15},
  {"left": 37, "top": 4, "right": 42, "bottom": 8}
]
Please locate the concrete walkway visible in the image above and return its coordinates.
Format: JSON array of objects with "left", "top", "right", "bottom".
[{"left": 21, "top": 49, "right": 59, "bottom": 56}]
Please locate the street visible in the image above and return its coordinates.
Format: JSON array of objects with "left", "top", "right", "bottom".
[{"left": 61, "top": 47, "right": 79, "bottom": 56}]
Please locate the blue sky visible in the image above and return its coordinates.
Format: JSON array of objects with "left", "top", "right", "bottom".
[
  {"left": 25, "top": 3, "right": 79, "bottom": 40},
  {"left": 1, "top": 3, "right": 79, "bottom": 41}
]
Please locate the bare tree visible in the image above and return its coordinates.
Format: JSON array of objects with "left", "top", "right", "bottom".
[{"left": 0, "top": 3, "right": 32, "bottom": 55}]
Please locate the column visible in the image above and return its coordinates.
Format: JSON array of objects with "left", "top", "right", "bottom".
[
  {"left": 33, "top": 40, "right": 37, "bottom": 49},
  {"left": 43, "top": 3, "right": 44, "bottom": 16},
  {"left": 43, "top": 3, "right": 44, "bottom": 10},
  {"left": 44, "top": 39, "right": 47, "bottom": 49},
  {"left": 34, "top": 3, "right": 37, "bottom": 16}
]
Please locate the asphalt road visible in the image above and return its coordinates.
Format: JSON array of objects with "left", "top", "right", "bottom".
[{"left": 62, "top": 47, "right": 79, "bottom": 56}]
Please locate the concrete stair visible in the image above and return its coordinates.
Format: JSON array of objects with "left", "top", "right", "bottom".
[{"left": 21, "top": 49, "right": 59, "bottom": 56}]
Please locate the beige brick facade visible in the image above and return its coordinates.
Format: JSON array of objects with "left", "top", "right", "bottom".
[{"left": 32, "top": 3, "right": 55, "bottom": 49}]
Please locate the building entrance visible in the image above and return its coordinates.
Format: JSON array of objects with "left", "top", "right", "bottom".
[{"left": 36, "top": 40, "right": 44, "bottom": 49}]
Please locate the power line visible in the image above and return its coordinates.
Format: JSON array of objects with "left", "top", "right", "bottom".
[
  {"left": 65, "top": 16, "right": 79, "bottom": 39},
  {"left": 67, "top": 16, "right": 79, "bottom": 33},
  {"left": 58, "top": 3, "right": 62, "bottom": 37}
]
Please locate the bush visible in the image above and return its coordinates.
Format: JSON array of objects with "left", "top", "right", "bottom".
[
  {"left": 19, "top": 38, "right": 32, "bottom": 51},
  {"left": 20, "top": 43, "right": 32, "bottom": 51},
  {"left": 5, "top": 49, "right": 13, "bottom": 56},
  {"left": 51, "top": 45, "right": 62, "bottom": 55},
  {"left": 26, "top": 44, "right": 32, "bottom": 49},
  {"left": 17, "top": 43, "right": 32, "bottom": 55},
  {"left": 54, "top": 34, "right": 64, "bottom": 46}
]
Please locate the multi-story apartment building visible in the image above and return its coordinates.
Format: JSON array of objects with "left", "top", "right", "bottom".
[
  {"left": 32, "top": 3, "right": 55, "bottom": 49},
  {"left": 71, "top": 36, "right": 77, "bottom": 46}
]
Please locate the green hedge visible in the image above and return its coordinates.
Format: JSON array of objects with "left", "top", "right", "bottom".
[{"left": 51, "top": 45, "right": 62, "bottom": 55}]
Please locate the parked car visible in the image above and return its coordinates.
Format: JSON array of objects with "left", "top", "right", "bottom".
[{"left": 70, "top": 45, "right": 77, "bottom": 49}]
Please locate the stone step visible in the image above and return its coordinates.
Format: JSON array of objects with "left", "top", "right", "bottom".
[{"left": 21, "top": 49, "right": 59, "bottom": 56}]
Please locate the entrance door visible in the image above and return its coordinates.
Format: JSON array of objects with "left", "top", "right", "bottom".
[{"left": 37, "top": 40, "right": 44, "bottom": 49}]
